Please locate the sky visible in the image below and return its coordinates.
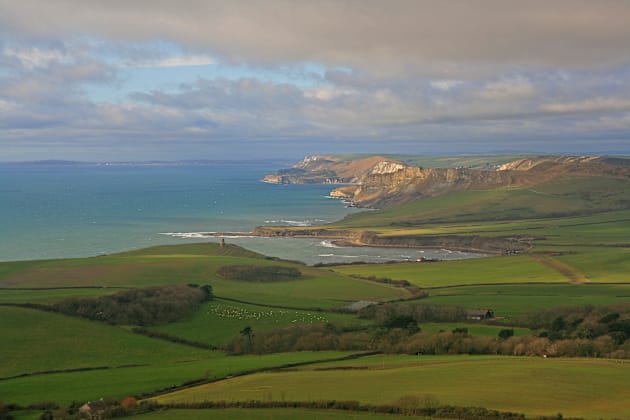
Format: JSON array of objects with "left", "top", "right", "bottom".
[{"left": 1, "top": 0, "right": 630, "bottom": 161}]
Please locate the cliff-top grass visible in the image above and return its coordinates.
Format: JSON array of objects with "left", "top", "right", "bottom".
[{"left": 334, "top": 177, "right": 630, "bottom": 229}]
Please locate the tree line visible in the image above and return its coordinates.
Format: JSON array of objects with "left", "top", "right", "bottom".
[
  {"left": 52, "top": 284, "right": 212, "bottom": 326},
  {"left": 226, "top": 302, "right": 630, "bottom": 358},
  {"left": 514, "top": 302, "right": 630, "bottom": 344}
]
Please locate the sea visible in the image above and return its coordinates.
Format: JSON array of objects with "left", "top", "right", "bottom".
[{"left": 0, "top": 161, "right": 485, "bottom": 264}]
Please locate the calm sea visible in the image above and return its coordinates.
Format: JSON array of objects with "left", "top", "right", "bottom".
[{"left": 0, "top": 162, "right": 484, "bottom": 264}]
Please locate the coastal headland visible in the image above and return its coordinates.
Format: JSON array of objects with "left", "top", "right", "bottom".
[{"left": 256, "top": 154, "right": 630, "bottom": 255}]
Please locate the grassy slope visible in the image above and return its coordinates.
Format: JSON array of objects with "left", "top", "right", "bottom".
[
  {"left": 326, "top": 176, "right": 630, "bottom": 319},
  {"left": 0, "top": 346, "right": 354, "bottom": 406},
  {"left": 154, "top": 300, "right": 365, "bottom": 346},
  {"left": 424, "top": 283, "right": 630, "bottom": 317},
  {"left": 154, "top": 355, "right": 630, "bottom": 420},
  {"left": 0, "top": 306, "right": 211, "bottom": 378},
  {"left": 0, "top": 243, "right": 393, "bottom": 406},
  {"left": 332, "top": 256, "right": 567, "bottom": 287},
  {"left": 0, "top": 243, "right": 408, "bottom": 308},
  {"left": 135, "top": 408, "right": 413, "bottom": 420},
  {"left": 335, "top": 177, "right": 630, "bottom": 228},
  {"left": 0, "top": 287, "right": 122, "bottom": 304}
]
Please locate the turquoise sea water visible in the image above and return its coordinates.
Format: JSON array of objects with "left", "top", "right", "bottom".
[{"left": 0, "top": 162, "right": 484, "bottom": 264}]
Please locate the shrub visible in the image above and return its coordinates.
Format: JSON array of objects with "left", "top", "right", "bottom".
[{"left": 498, "top": 329, "right": 514, "bottom": 340}]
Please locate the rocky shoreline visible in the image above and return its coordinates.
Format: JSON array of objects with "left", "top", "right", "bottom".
[{"left": 250, "top": 226, "right": 532, "bottom": 255}]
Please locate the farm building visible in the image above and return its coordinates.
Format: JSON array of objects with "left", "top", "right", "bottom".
[{"left": 466, "top": 309, "right": 495, "bottom": 320}]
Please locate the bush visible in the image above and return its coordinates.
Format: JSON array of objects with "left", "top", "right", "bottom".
[{"left": 498, "top": 329, "right": 514, "bottom": 340}]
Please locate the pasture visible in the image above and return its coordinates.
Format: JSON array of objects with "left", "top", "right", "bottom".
[
  {"left": 154, "top": 355, "right": 630, "bottom": 420},
  {"left": 0, "top": 243, "right": 409, "bottom": 308},
  {"left": 135, "top": 408, "right": 415, "bottom": 419},
  {"left": 0, "top": 287, "right": 121, "bottom": 304},
  {"left": 0, "top": 305, "right": 211, "bottom": 378},
  {"left": 0, "top": 348, "right": 355, "bottom": 406},
  {"left": 423, "top": 283, "right": 630, "bottom": 317},
  {"left": 331, "top": 256, "right": 567, "bottom": 288},
  {"left": 154, "top": 299, "right": 364, "bottom": 346}
]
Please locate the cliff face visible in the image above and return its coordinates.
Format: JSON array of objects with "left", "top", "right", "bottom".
[
  {"left": 263, "top": 155, "right": 396, "bottom": 185},
  {"left": 265, "top": 155, "right": 630, "bottom": 208},
  {"left": 348, "top": 165, "right": 520, "bottom": 208}
]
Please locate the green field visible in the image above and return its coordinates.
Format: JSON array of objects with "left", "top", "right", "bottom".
[
  {"left": 0, "top": 244, "right": 408, "bottom": 308},
  {"left": 334, "top": 177, "right": 630, "bottom": 228},
  {"left": 134, "top": 408, "right": 414, "bottom": 420},
  {"left": 154, "top": 299, "right": 364, "bottom": 346},
  {"left": 154, "top": 355, "right": 630, "bottom": 419},
  {"left": 423, "top": 283, "right": 630, "bottom": 317},
  {"left": 0, "top": 287, "right": 122, "bottom": 304},
  {"left": 0, "top": 349, "right": 355, "bottom": 406},
  {"left": 332, "top": 256, "right": 567, "bottom": 287},
  {"left": 0, "top": 305, "right": 210, "bottom": 378}
]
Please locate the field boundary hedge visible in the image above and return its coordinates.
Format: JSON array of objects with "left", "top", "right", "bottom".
[{"left": 139, "top": 351, "right": 380, "bottom": 399}]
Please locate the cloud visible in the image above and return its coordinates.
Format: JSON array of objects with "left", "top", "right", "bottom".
[
  {"left": 3, "top": 47, "right": 68, "bottom": 69},
  {"left": 431, "top": 80, "right": 464, "bottom": 91},
  {"left": 2, "top": 1, "right": 630, "bottom": 77},
  {"left": 125, "top": 54, "right": 215, "bottom": 68},
  {"left": 2, "top": 1, "right": 630, "bottom": 160},
  {"left": 477, "top": 78, "right": 536, "bottom": 100},
  {"left": 541, "top": 97, "right": 630, "bottom": 114}
]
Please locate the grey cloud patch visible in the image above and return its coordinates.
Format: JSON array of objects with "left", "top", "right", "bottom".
[
  {"left": 2, "top": 2, "right": 630, "bottom": 160},
  {"left": 2, "top": 1, "right": 630, "bottom": 77},
  {"left": 541, "top": 97, "right": 630, "bottom": 114}
]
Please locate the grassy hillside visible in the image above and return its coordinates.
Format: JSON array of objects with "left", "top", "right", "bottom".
[
  {"left": 336, "top": 177, "right": 630, "bottom": 228},
  {"left": 424, "top": 283, "right": 630, "bottom": 317},
  {"left": 0, "top": 351, "right": 354, "bottom": 406},
  {"left": 154, "top": 300, "right": 365, "bottom": 346},
  {"left": 0, "top": 306, "right": 211, "bottom": 378},
  {"left": 0, "top": 243, "right": 408, "bottom": 308},
  {"left": 153, "top": 355, "right": 630, "bottom": 420},
  {"left": 333, "top": 256, "right": 567, "bottom": 287},
  {"left": 137, "top": 408, "right": 413, "bottom": 420}
]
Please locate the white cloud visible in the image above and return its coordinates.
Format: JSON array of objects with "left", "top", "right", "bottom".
[
  {"left": 126, "top": 54, "right": 215, "bottom": 68},
  {"left": 430, "top": 80, "right": 463, "bottom": 91},
  {"left": 3, "top": 47, "right": 68, "bottom": 69}
]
